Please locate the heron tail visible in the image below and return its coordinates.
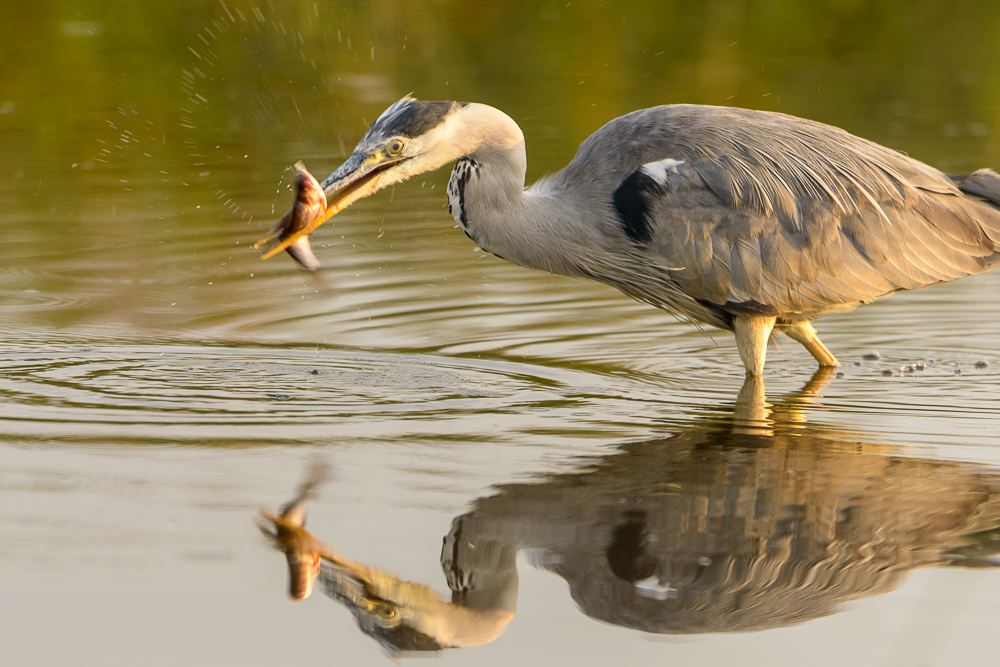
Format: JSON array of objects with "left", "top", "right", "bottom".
[
  {"left": 950, "top": 168, "right": 1000, "bottom": 206},
  {"left": 949, "top": 169, "right": 1000, "bottom": 266}
]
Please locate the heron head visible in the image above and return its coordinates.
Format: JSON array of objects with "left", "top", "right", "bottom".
[
  {"left": 322, "top": 96, "right": 470, "bottom": 204},
  {"left": 258, "top": 96, "right": 470, "bottom": 259},
  {"left": 320, "top": 560, "right": 449, "bottom": 654}
]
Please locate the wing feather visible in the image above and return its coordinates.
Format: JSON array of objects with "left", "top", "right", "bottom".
[
  {"left": 566, "top": 104, "right": 1000, "bottom": 322},
  {"left": 732, "top": 237, "right": 764, "bottom": 296}
]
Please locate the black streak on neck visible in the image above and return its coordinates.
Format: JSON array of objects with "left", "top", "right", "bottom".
[{"left": 449, "top": 158, "right": 479, "bottom": 228}]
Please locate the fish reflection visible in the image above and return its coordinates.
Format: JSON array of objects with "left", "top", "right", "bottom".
[
  {"left": 260, "top": 375, "right": 1000, "bottom": 653},
  {"left": 258, "top": 461, "right": 330, "bottom": 600}
]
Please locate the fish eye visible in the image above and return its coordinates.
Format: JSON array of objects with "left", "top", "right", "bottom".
[{"left": 387, "top": 139, "right": 405, "bottom": 155}]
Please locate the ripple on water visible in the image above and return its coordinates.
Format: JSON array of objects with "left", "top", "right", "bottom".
[
  {"left": 0, "top": 468, "right": 92, "bottom": 492},
  {"left": 0, "top": 287, "right": 100, "bottom": 313},
  {"left": 1, "top": 332, "right": 997, "bottom": 453},
  {"left": 0, "top": 340, "right": 721, "bottom": 448}
]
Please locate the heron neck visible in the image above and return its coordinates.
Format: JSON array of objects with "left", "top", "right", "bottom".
[{"left": 458, "top": 142, "right": 591, "bottom": 278}]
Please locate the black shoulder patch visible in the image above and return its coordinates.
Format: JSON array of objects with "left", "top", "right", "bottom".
[
  {"left": 366, "top": 100, "right": 466, "bottom": 140},
  {"left": 613, "top": 169, "right": 664, "bottom": 244}
]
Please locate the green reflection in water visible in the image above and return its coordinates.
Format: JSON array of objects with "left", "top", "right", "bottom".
[
  {"left": 1, "top": 0, "right": 999, "bottom": 342},
  {"left": 4, "top": 0, "right": 1000, "bottom": 178}
]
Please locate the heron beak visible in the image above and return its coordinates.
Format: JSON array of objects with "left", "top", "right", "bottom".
[
  {"left": 257, "top": 150, "right": 405, "bottom": 261},
  {"left": 320, "top": 559, "right": 377, "bottom": 608}
]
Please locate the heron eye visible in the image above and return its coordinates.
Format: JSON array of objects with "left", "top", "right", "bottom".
[
  {"left": 387, "top": 139, "right": 405, "bottom": 155},
  {"left": 379, "top": 605, "right": 397, "bottom": 619}
]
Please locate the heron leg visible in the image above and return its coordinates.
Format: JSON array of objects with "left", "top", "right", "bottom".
[
  {"left": 781, "top": 322, "right": 840, "bottom": 367},
  {"left": 733, "top": 316, "right": 776, "bottom": 376}
]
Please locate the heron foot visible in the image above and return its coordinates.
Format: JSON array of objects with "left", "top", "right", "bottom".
[{"left": 780, "top": 322, "right": 840, "bottom": 368}]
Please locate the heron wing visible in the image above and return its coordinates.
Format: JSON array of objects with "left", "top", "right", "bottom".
[{"left": 575, "top": 105, "right": 1000, "bottom": 321}]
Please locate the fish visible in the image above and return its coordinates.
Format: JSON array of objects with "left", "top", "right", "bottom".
[
  {"left": 258, "top": 462, "right": 332, "bottom": 601},
  {"left": 253, "top": 162, "right": 326, "bottom": 271}
]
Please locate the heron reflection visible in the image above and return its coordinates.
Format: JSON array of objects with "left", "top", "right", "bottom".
[{"left": 259, "top": 375, "right": 1000, "bottom": 653}]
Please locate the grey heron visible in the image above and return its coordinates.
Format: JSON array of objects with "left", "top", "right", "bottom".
[{"left": 258, "top": 96, "right": 1000, "bottom": 376}]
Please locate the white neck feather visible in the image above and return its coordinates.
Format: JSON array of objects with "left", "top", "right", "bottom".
[{"left": 444, "top": 104, "right": 594, "bottom": 277}]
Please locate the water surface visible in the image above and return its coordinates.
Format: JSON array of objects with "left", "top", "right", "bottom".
[{"left": 2, "top": 1, "right": 1000, "bottom": 665}]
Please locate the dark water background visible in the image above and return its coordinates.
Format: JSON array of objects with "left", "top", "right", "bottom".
[{"left": 2, "top": 1, "right": 1000, "bottom": 665}]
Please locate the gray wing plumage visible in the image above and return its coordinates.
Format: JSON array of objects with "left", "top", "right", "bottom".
[{"left": 561, "top": 105, "right": 1000, "bottom": 324}]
